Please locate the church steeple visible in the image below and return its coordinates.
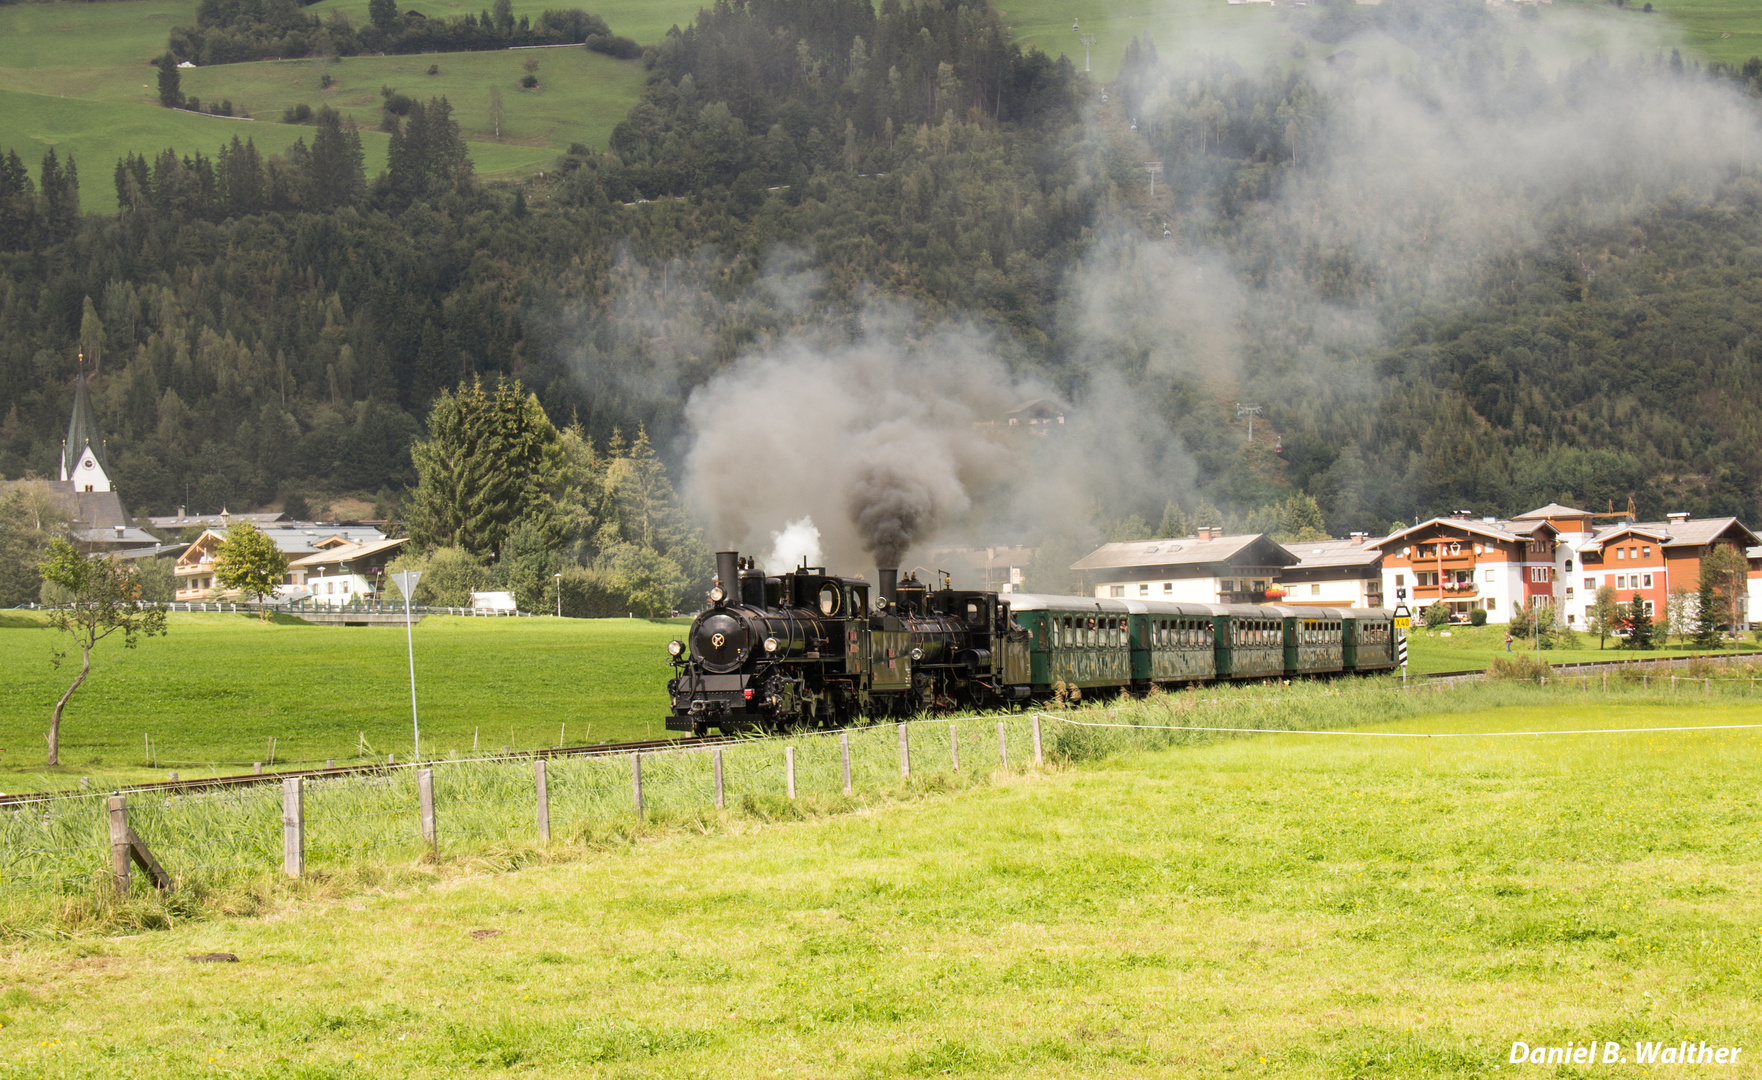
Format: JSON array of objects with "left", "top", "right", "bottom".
[{"left": 60, "top": 352, "right": 111, "bottom": 492}]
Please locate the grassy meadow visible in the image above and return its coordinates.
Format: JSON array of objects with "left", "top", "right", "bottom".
[
  {"left": 1401, "top": 621, "right": 1762, "bottom": 675},
  {"left": 0, "top": 0, "right": 689, "bottom": 213},
  {"left": 3, "top": 688, "right": 1760, "bottom": 1077},
  {"left": 0, "top": 612, "right": 686, "bottom": 792}
]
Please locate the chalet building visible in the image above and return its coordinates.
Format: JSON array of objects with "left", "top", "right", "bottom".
[
  {"left": 288, "top": 537, "right": 409, "bottom": 606},
  {"left": 1278, "top": 535, "right": 1384, "bottom": 607},
  {"left": 1374, "top": 514, "right": 1561, "bottom": 624},
  {"left": 174, "top": 521, "right": 387, "bottom": 600},
  {"left": 1572, "top": 513, "right": 1759, "bottom": 629},
  {"left": 1376, "top": 503, "right": 1761, "bottom": 628},
  {"left": 1070, "top": 529, "right": 1299, "bottom": 603}
]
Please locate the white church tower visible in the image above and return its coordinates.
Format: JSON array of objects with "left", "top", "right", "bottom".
[{"left": 59, "top": 353, "right": 112, "bottom": 494}]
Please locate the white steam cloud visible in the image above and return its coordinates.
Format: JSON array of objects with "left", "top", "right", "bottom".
[{"left": 763, "top": 516, "right": 823, "bottom": 573}]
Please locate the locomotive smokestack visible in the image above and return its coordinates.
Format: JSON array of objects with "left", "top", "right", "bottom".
[
  {"left": 879, "top": 567, "right": 898, "bottom": 608},
  {"left": 715, "top": 551, "right": 738, "bottom": 606}
]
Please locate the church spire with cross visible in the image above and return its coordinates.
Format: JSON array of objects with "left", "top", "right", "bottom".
[{"left": 60, "top": 352, "right": 111, "bottom": 493}]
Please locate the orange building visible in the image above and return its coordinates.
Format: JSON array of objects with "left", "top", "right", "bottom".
[{"left": 1375, "top": 514, "right": 1560, "bottom": 623}]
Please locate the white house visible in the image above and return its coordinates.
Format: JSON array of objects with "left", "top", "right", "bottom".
[
  {"left": 289, "top": 537, "right": 409, "bottom": 606},
  {"left": 1070, "top": 530, "right": 1300, "bottom": 604}
]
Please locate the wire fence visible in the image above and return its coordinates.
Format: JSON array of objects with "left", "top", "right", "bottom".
[{"left": 8, "top": 659, "right": 1762, "bottom": 907}]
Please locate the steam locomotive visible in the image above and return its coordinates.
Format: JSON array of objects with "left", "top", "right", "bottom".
[{"left": 664, "top": 550, "right": 1399, "bottom": 734}]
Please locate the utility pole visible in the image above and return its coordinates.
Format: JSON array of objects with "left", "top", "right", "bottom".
[
  {"left": 1236, "top": 402, "right": 1261, "bottom": 440},
  {"left": 1144, "top": 160, "right": 1162, "bottom": 198}
]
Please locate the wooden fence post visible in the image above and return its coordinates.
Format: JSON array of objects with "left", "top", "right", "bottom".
[
  {"left": 418, "top": 768, "right": 436, "bottom": 854},
  {"left": 632, "top": 753, "right": 644, "bottom": 816},
  {"left": 282, "top": 777, "right": 304, "bottom": 878},
  {"left": 898, "top": 724, "right": 911, "bottom": 779},
  {"left": 786, "top": 746, "right": 796, "bottom": 799},
  {"left": 949, "top": 724, "right": 960, "bottom": 772},
  {"left": 108, "top": 795, "right": 130, "bottom": 896},
  {"left": 713, "top": 747, "right": 725, "bottom": 809},
  {"left": 840, "top": 733, "right": 852, "bottom": 796},
  {"left": 998, "top": 721, "right": 1008, "bottom": 771},
  {"left": 534, "top": 759, "right": 550, "bottom": 844},
  {"left": 1032, "top": 717, "right": 1044, "bottom": 767}
]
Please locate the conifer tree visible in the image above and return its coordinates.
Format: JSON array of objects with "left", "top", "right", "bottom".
[{"left": 1625, "top": 592, "right": 1654, "bottom": 650}]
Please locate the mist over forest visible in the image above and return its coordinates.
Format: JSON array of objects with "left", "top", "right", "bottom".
[{"left": 5, "top": 0, "right": 1762, "bottom": 588}]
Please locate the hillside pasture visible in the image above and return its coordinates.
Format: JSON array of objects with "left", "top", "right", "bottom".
[
  {"left": 3, "top": 692, "right": 1759, "bottom": 1076},
  {"left": 0, "top": 0, "right": 654, "bottom": 212},
  {"left": 0, "top": 612, "right": 685, "bottom": 792}
]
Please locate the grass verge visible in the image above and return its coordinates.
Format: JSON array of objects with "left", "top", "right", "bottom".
[{"left": 1, "top": 683, "right": 1759, "bottom": 1077}]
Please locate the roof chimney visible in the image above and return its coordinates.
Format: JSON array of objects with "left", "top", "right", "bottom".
[
  {"left": 1667, "top": 511, "right": 1689, "bottom": 524},
  {"left": 1196, "top": 526, "right": 1214, "bottom": 541},
  {"left": 1349, "top": 531, "right": 1366, "bottom": 542}
]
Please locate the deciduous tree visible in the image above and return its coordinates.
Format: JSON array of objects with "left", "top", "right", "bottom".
[
  {"left": 1587, "top": 584, "right": 1619, "bottom": 650},
  {"left": 37, "top": 540, "right": 167, "bottom": 765},
  {"left": 214, "top": 522, "right": 290, "bottom": 618}
]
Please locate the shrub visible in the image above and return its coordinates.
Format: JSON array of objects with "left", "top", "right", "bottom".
[
  {"left": 1469, "top": 608, "right": 1487, "bottom": 626},
  {"left": 585, "top": 33, "right": 642, "bottom": 60},
  {"left": 320, "top": 73, "right": 335, "bottom": 89},
  {"left": 282, "top": 102, "right": 312, "bottom": 123},
  {"left": 184, "top": 95, "right": 201, "bottom": 112},
  {"left": 1487, "top": 654, "right": 1552, "bottom": 683},
  {"left": 426, "top": 63, "right": 439, "bottom": 75},
  {"left": 519, "top": 74, "right": 539, "bottom": 88},
  {"left": 1423, "top": 603, "right": 1450, "bottom": 628}
]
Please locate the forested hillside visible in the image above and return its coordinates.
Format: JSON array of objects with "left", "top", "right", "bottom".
[{"left": 4, "top": 0, "right": 1762, "bottom": 598}]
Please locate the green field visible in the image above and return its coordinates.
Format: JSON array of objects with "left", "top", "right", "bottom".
[
  {"left": 0, "top": 0, "right": 692, "bottom": 212},
  {"left": 1402, "top": 621, "right": 1762, "bottom": 675},
  {"left": 3, "top": 610, "right": 1756, "bottom": 796},
  {"left": 3, "top": 691, "right": 1759, "bottom": 1077},
  {"left": 0, "top": 612, "right": 686, "bottom": 792}
]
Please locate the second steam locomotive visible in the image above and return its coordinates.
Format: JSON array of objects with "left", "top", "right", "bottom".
[{"left": 665, "top": 550, "right": 1397, "bottom": 734}]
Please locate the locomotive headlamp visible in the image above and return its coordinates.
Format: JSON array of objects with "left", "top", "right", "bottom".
[
  {"left": 667, "top": 639, "right": 685, "bottom": 657},
  {"left": 763, "top": 636, "right": 779, "bottom": 653},
  {"left": 910, "top": 647, "right": 924, "bottom": 661},
  {"left": 709, "top": 586, "right": 725, "bottom": 603}
]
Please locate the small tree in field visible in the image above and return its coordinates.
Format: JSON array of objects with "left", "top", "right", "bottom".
[
  {"left": 155, "top": 53, "right": 183, "bottom": 108},
  {"left": 1624, "top": 592, "right": 1654, "bottom": 650},
  {"left": 1693, "top": 571, "right": 1724, "bottom": 650},
  {"left": 1587, "top": 584, "right": 1620, "bottom": 649},
  {"left": 1665, "top": 585, "right": 1694, "bottom": 647},
  {"left": 38, "top": 540, "right": 167, "bottom": 765},
  {"left": 214, "top": 522, "right": 290, "bottom": 619}
]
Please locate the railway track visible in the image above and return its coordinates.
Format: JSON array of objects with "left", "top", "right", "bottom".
[{"left": 7, "top": 649, "right": 1752, "bottom": 808}]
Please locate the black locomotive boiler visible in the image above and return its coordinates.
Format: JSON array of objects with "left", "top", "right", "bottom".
[
  {"left": 664, "top": 550, "right": 1402, "bottom": 734},
  {"left": 665, "top": 551, "right": 1031, "bottom": 734}
]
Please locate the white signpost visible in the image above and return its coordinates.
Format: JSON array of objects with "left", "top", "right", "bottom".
[
  {"left": 1392, "top": 602, "right": 1411, "bottom": 687},
  {"left": 391, "top": 571, "right": 423, "bottom": 760}
]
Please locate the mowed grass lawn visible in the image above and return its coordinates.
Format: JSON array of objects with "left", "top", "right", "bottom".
[
  {"left": 0, "top": 612, "right": 686, "bottom": 792},
  {"left": 1402, "top": 622, "right": 1762, "bottom": 675},
  {"left": 4, "top": 696, "right": 1760, "bottom": 1077}
]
